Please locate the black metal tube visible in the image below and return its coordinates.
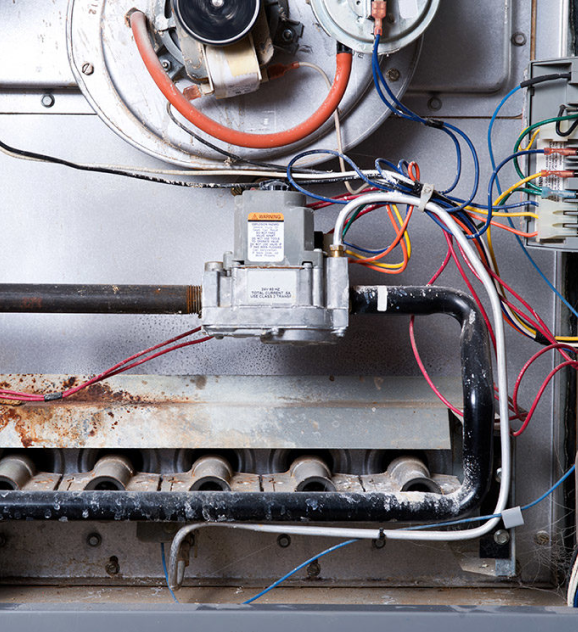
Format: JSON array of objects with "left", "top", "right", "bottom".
[
  {"left": 0, "top": 284, "right": 201, "bottom": 315},
  {"left": 0, "top": 286, "right": 494, "bottom": 523}
]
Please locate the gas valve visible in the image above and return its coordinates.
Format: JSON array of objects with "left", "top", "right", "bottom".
[{"left": 201, "top": 187, "right": 349, "bottom": 343}]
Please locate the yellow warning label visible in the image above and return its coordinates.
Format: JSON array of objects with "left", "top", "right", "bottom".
[{"left": 248, "top": 213, "right": 284, "bottom": 222}]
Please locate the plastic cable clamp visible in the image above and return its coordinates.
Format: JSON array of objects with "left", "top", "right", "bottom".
[
  {"left": 501, "top": 506, "right": 524, "bottom": 529},
  {"left": 418, "top": 183, "right": 435, "bottom": 213}
]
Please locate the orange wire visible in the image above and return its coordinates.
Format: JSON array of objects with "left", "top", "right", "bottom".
[
  {"left": 467, "top": 212, "right": 538, "bottom": 238},
  {"left": 358, "top": 205, "right": 409, "bottom": 274},
  {"left": 350, "top": 206, "right": 414, "bottom": 264}
]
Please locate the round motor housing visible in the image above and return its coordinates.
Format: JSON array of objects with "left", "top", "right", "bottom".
[{"left": 172, "top": 0, "right": 261, "bottom": 46}]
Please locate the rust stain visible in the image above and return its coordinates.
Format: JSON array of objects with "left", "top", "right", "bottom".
[
  {"left": 62, "top": 376, "right": 77, "bottom": 389},
  {"left": 67, "top": 382, "right": 142, "bottom": 404},
  {"left": 21, "top": 297, "right": 43, "bottom": 310},
  {"left": 0, "top": 407, "right": 21, "bottom": 432},
  {"left": 193, "top": 375, "right": 207, "bottom": 390}
]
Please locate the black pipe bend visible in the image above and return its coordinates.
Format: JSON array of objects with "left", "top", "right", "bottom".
[{"left": 0, "top": 286, "right": 494, "bottom": 523}]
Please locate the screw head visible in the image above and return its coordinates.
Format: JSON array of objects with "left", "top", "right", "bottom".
[
  {"left": 41, "top": 94, "right": 55, "bottom": 108},
  {"left": 277, "top": 534, "right": 291, "bottom": 548},
  {"left": 161, "top": 59, "right": 172, "bottom": 71},
  {"left": 511, "top": 32, "right": 527, "bottom": 46},
  {"left": 282, "top": 28, "right": 294, "bottom": 43},
  {"left": 427, "top": 97, "right": 442, "bottom": 112},
  {"left": 372, "top": 537, "right": 386, "bottom": 549},
  {"left": 86, "top": 532, "right": 102, "bottom": 548},
  {"left": 534, "top": 530, "right": 550, "bottom": 546},
  {"left": 386, "top": 68, "right": 401, "bottom": 82},
  {"left": 493, "top": 529, "right": 510, "bottom": 546},
  {"left": 105, "top": 555, "right": 120, "bottom": 575},
  {"left": 82, "top": 62, "right": 94, "bottom": 75},
  {"left": 307, "top": 560, "right": 321, "bottom": 578}
]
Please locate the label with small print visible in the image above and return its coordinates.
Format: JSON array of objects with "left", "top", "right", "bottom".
[
  {"left": 247, "top": 270, "right": 297, "bottom": 305},
  {"left": 248, "top": 213, "right": 284, "bottom": 262}
]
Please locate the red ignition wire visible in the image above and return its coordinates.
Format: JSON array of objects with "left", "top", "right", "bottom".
[{"left": 129, "top": 10, "right": 353, "bottom": 149}]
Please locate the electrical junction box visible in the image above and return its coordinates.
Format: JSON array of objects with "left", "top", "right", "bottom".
[{"left": 201, "top": 188, "right": 349, "bottom": 343}]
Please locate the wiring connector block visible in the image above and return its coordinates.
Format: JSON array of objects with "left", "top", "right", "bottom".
[{"left": 536, "top": 198, "right": 578, "bottom": 242}]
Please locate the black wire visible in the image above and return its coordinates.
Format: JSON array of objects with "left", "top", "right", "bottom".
[
  {"left": 167, "top": 104, "right": 321, "bottom": 173},
  {"left": 0, "top": 134, "right": 372, "bottom": 190},
  {"left": 556, "top": 104, "right": 578, "bottom": 137},
  {"left": 0, "top": 136, "right": 248, "bottom": 188}
]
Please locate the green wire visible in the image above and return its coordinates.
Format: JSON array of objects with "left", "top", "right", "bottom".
[{"left": 513, "top": 113, "right": 578, "bottom": 189}]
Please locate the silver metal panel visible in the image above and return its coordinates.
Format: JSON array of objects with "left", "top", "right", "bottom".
[
  {"left": 0, "top": 0, "right": 76, "bottom": 89},
  {"left": 0, "top": 375, "right": 455, "bottom": 450}
]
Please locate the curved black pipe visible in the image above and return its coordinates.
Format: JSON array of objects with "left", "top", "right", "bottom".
[{"left": 0, "top": 286, "right": 494, "bottom": 523}]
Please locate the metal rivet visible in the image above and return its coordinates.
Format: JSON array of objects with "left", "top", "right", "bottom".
[
  {"left": 82, "top": 62, "right": 95, "bottom": 75},
  {"left": 427, "top": 97, "right": 442, "bottom": 112},
  {"left": 277, "top": 534, "right": 291, "bottom": 548},
  {"left": 161, "top": 59, "right": 172, "bottom": 71},
  {"left": 372, "top": 537, "right": 386, "bottom": 549},
  {"left": 282, "top": 29, "right": 294, "bottom": 43},
  {"left": 511, "top": 32, "right": 527, "bottom": 46},
  {"left": 105, "top": 555, "right": 120, "bottom": 575},
  {"left": 86, "top": 532, "right": 102, "bottom": 548},
  {"left": 534, "top": 530, "right": 550, "bottom": 546},
  {"left": 41, "top": 94, "right": 55, "bottom": 108},
  {"left": 493, "top": 529, "right": 510, "bottom": 546},
  {"left": 387, "top": 68, "right": 401, "bottom": 82},
  {"left": 307, "top": 560, "right": 321, "bottom": 578}
]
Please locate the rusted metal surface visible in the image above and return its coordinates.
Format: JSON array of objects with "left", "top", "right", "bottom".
[{"left": 0, "top": 375, "right": 458, "bottom": 450}]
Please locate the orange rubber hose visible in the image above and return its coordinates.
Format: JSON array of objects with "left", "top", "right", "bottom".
[{"left": 129, "top": 10, "right": 353, "bottom": 149}]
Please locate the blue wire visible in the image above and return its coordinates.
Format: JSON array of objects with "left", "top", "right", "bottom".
[
  {"left": 286, "top": 149, "right": 389, "bottom": 204},
  {"left": 372, "top": 36, "right": 464, "bottom": 195},
  {"left": 469, "top": 148, "right": 544, "bottom": 240},
  {"left": 408, "top": 465, "right": 576, "bottom": 531},
  {"left": 243, "top": 539, "right": 358, "bottom": 604},
  {"left": 520, "top": 464, "right": 575, "bottom": 511},
  {"left": 487, "top": 85, "right": 522, "bottom": 191},
  {"left": 487, "top": 87, "right": 578, "bottom": 320},
  {"left": 161, "top": 542, "right": 179, "bottom": 604},
  {"left": 242, "top": 466, "right": 576, "bottom": 603}
]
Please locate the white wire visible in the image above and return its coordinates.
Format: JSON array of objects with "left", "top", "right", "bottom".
[
  {"left": 167, "top": 192, "right": 511, "bottom": 590},
  {"left": 298, "top": 62, "right": 368, "bottom": 196},
  {"left": 568, "top": 555, "right": 578, "bottom": 606}
]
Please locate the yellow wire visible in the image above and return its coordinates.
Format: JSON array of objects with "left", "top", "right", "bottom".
[
  {"left": 484, "top": 172, "right": 544, "bottom": 338},
  {"left": 346, "top": 204, "right": 411, "bottom": 269},
  {"left": 520, "top": 127, "right": 541, "bottom": 151},
  {"left": 467, "top": 206, "right": 538, "bottom": 219}
]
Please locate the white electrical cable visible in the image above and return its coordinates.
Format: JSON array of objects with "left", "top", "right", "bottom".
[{"left": 167, "top": 192, "right": 511, "bottom": 588}]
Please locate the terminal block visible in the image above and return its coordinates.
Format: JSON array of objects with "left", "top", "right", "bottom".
[{"left": 525, "top": 58, "right": 578, "bottom": 250}]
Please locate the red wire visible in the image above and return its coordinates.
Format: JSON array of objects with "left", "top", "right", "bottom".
[
  {"left": 0, "top": 328, "right": 211, "bottom": 403},
  {"left": 444, "top": 234, "right": 497, "bottom": 350},
  {"left": 409, "top": 315, "right": 463, "bottom": 417},
  {"left": 513, "top": 360, "right": 577, "bottom": 436},
  {"left": 512, "top": 343, "right": 578, "bottom": 422},
  {"left": 408, "top": 244, "right": 464, "bottom": 417}
]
